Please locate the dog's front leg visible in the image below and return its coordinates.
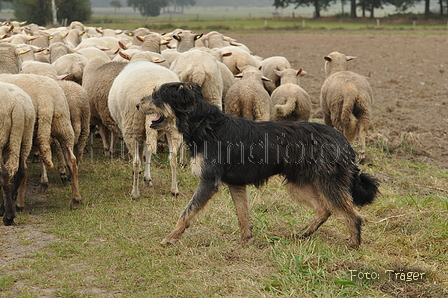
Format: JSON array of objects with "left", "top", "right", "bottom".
[
  {"left": 228, "top": 184, "right": 253, "bottom": 245},
  {"left": 161, "top": 179, "right": 219, "bottom": 245}
]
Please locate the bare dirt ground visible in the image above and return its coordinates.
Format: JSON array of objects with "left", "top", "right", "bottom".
[
  {"left": 232, "top": 32, "right": 448, "bottom": 168},
  {"left": 1, "top": 32, "right": 447, "bottom": 292}
]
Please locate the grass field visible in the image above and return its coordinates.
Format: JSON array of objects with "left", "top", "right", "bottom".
[{"left": 1, "top": 128, "right": 447, "bottom": 297}]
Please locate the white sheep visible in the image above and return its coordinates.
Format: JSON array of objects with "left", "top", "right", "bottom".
[
  {"left": 172, "top": 30, "right": 203, "bottom": 53},
  {"left": 49, "top": 41, "right": 73, "bottom": 63},
  {"left": 0, "top": 82, "right": 35, "bottom": 225},
  {"left": 108, "top": 59, "right": 181, "bottom": 199},
  {"left": 51, "top": 53, "right": 88, "bottom": 85},
  {"left": 82, "top": 56, "right": 125, "bottom": 156},
  {"left": 320, "top": 51, "right": 373, "bottom": 162},
  {"left": 218, "top": 46, "right": 261, "bottom": 75},
  {"left": 170, "top": 49, "right": 223, "bottom": 109},
  {"left": 0, "top": 73, "right": 83, "bottom": 209},
  {"left": 271, "top": 68, "right": 311, "bottom": 122},
  {"left": 0, "top": 43, "right": 21, "bottom": 74},
  {"left": 224, "top": 66, "right": 271, "bottom": 121},
  {"left": 260, "top": 56, "right": 291, "bottom": 94}
]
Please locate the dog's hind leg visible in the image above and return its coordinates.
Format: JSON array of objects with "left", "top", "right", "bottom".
[
  {"left": 336, "top": 193, "right": 363, "bottom": 249},
  {"left": 228, "top": 184, "right": 252, "bottom": 244},
  {"left": 161, "top": 179, "right": 219, "bottom": 245},
  {"left": 285, "top": 183, "right": 332, "bottom": 239}
]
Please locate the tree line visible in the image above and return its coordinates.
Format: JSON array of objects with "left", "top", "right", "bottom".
[{"left": 2, "top": 0, "right": 446, "bottom": 26}]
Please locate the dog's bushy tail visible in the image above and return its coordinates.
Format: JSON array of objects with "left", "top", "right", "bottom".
[{"left": 351, "top": 172, "right": 380, "bottom": 206}]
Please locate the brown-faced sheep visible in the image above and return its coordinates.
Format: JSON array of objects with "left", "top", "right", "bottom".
[
  {"left": 271, "top": 68, "right": 311, "bottom": 122},
  {"left": 0, "top": 73, "right": 83, "bottom": 209},
  {"left": 320, "top": 51, "right": 373, "bottom": 163},
  {"left": 108, "top": 60, "right": 181, "bottom": 199},
  {"left": 224, "top": 66, "right": 271, "bottom": 121},
  {"left": 0, "top": 82, "right": 35, "bottom": 225}
]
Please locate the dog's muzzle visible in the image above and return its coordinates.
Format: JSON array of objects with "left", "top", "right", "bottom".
[{"left": 150, "top": 114, "right": 165, "bottom": 129}]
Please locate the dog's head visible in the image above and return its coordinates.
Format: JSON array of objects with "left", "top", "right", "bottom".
[{"left": 136, "top": 82, "right": 204, "bottom": 130}]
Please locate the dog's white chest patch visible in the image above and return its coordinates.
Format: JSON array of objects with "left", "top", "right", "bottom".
[{"left": 190, "top": 153, "right": 203, "bottom": 177}]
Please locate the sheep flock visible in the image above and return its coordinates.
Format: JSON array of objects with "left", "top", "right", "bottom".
[{"left": 0, "top": 20, "right": 374, "bottom": 225}]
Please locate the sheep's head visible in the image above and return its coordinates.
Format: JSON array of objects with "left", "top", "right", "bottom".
[{"left": 324, "top": 51, "right": 356, "bottom": 77}]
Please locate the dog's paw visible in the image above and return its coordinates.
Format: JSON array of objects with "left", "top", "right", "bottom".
[{"left": 160, "top": 237, "right": 178, "bottom": 246}]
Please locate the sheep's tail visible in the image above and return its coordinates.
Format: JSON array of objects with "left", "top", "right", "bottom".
[
  {"left": 2, "top": 105, "right": 24, "bottom": 175},
  {"left": 340, "top": 83, "right": 359, "bottom": 142},
  {"left": 351, "top": 171, "right": 380, "bottom": 207}
]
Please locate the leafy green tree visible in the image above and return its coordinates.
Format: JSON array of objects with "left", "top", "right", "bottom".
[
  {"left": 13, "top": 0, "right": 52, "bottom": 25},
  {"left": 57, "top": 0, "right": 92, "bottom": 24},
  {"left": 12, "top": 0, "right": 91, "bottom": 25},
  {"left": 273, "top": 0, "right": 333, "bottom": 18},
  {"left": 127, "top": 0, "right": 168, "bottom": 17},
  {"left": 386, "top": 0, "right": 419, "bottom": 12},
  {"left": 110, "top": 0, "right": 123, "bottom": 13},
  {"left": 167, "top": 0, "right": 196, "bottom": 13}
]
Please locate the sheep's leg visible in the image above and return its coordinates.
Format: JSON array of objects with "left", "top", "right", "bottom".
[
  {"left": 166, "top": 131, "right": 181, "bottom": 197},
  {"left": 143, "top": 129, "right": 159, "bottom": 187},
  {"left": 357, "top": 124, "right": 367, "bottom": 163},
  {"left": 178, "top": 142, "right": 188, "bottom": 168},
  {"left": 126, "top": 138, "right": 141, "bottom": 199},
  {"left": 142, "top": 142, "right": 152, "bottom": 187},
  {"left": 40, "top": 160, "right": 49, "bottom": 191},
  {"left": 1, "top": 160, "right": 14, "bottom": 226},
  {"left": 54, "top": 140, "right": 69, "bottom": 184},
  {"left": 97, "top": 124, "right": 111, "bottom": 156},
  {"left": 12, "top": 156, "right": 28, "bottom": 212},
  {"left": 58, "top": 141, "right": 81, "bottom": 209}
]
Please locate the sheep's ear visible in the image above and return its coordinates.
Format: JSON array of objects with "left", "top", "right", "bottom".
[
  {"left": 136, "top": 35, "right": 145, "bottom": 42},
  {"left": 152, "top": 57, "right": 166, "bottom": 64},
  {"left": 274, "top": 69, "right": 283, "bottom": 77},
  {"left": 235, "top": 65, "right": 241, "bottom": 73},
  {"left": 346, "top": 56, "right": 356, "bottom": 61},
  {"left": 96, "top": 28, "right": 103, "bottom": 34},
  {"left": 118, "top": 40, "right": 127, "bottom": 50},
  {"left": 194, "top": 33, "right": 203, "bottom": 40},
  {"left": 119, "top": 51, "right": 131, "bottom": 61},
  {"left": 324, "top": 55, "right": 332, "bottom": 62},
  {"left": 297, "top": 68, "right": 307, "bottom": 76},
  {"left": 173, "top": 35, "right": 181, "bottom": 41},
  {"left": 234, "top": 73, "right": 243, "bottom": 79},
  {"left": 258, "top": 65, "right": 262, "bottom": 71},
  {"left": 222, "top": 51, "right": 232, "bottom": 57},
  {"left": 160, "top": 39, "right": 170, "bottom": 45},
  {"left": 261, "top": 76, "right": 271, "bottom": 82}
]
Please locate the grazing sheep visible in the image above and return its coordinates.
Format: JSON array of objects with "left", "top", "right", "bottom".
[
  {"left": 172, "top": 30, "right": 203, "bottom": 53},
  {"left": 224, "top": 66, "right": 271, "bottom": 121},
  {"left": 271, "top": 68, "right": 311, "bottom": 122},
  {"left": 0, "top": 82, "right": 35, "bottom": 225},
  {"left": 0, "top": 73, "right": 83, "bottom": 209},
  {"left": 108, "top": 60, "right": 181, "bottom": 199},
  {"left": 260, "top": 56, "right": 291, "bottom": 94},
  {"left": 320, "top": 51, "right": 373, "bottom": 162},
  {"left": 0, "top": 43, "right": 21, "bottom": 74},
  {"left": 170, "top": 49, "right": 223, "bottom": 109}
]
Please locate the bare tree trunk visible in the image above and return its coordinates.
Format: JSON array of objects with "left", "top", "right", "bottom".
[
  {"left": 425, "top": 0, "right": 431, "bottom": 18},
  {"left": 351, "top": 0, "right": 357, "bottom": 18}
]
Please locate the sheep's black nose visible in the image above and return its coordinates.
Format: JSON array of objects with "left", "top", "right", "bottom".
[{"left": 136, "top": 103, "right": 140, "bottom": 109}]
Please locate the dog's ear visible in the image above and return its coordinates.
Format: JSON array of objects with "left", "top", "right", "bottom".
[{"left": 171, "top": 82, "right": 202, "bottom": 114}]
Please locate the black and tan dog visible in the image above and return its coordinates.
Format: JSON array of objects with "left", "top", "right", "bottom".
[{"left": 136, "top": 82, "right": 380, "bottom": 248}]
